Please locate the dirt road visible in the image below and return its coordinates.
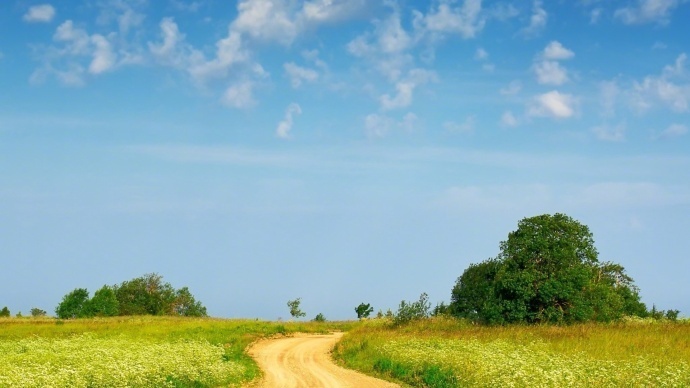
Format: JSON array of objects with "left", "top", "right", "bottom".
[{"left": 247, "top": 333, "right": 399, "bottom": 388}]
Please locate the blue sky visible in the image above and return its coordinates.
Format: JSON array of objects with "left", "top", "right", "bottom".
[{"left": 1, "top": 0, "right": 689, "bottom": 319}]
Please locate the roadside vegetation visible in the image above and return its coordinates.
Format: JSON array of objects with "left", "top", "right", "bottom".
[
  {"left": 0, "top": 316, "right": 355, "bottom": 387},
  {"left": 334, "top": 317, "right": 690, "bottom": 387}
]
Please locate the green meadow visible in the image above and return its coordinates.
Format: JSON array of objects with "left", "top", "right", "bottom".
[
  {"left": 2, "top": 315, "right": 689, "bottom": 387},
  {"left": 0, "top": 316, "right": 354, "bottom": 387},
  {"left": 333, "top": 317, "right": 690, "bottom": 387}
]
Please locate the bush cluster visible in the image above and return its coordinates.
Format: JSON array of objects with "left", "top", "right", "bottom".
[{"left": 55, "top": 273, "right": 206, "bottom": 319}]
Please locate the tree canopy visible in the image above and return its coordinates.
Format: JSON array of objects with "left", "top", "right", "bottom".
[
  {"left": 55, "top": 273, "right": 207, "bottom": 319},
  {"left": 451, "top": 213, "right": 648, "bottom": 324}
]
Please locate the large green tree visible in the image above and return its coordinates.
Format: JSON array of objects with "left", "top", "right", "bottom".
[
  {"left": 84, "top": 285, "right": 120, "bottom": 317},
  {"left": 55, "top": 288, "right": 90, "bottom": 319},
  {"left": 113, "top": 273, "right": 177, "bottom": 316},
  {"left": 451, "top": 213, "right": 647, "bottom": 324}
]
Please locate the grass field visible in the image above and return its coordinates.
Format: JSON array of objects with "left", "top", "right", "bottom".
[
  {"left": 3, "top": 315, "right": 689, "bottom": 387},
  {"left": 333, "top": 317, "right": 690, "bottom": 387},
  {"left": 0, "top": 316, "right": 355, "bottom": 387}
]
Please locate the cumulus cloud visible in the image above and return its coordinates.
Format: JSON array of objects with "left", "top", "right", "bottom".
[
  {"left": 364, "top": 112, "right": 419, "bottom": 138},
  {"left": 528, "top": 91, "right": 577, "bottom": 119},
  {"left": 380, "top": 69, "right": 437, "bottom": 110},
  {"left": 23, "top": 4, "right": 56, "bottom": 23},
  {"left": 534, "top": 61, "right": 569, "bottom": 85},
  {"left": 416, "top": 0, "right": 486, "bottom": 39},
  {"left": 519, "top": 0, "right": 547, "bottom": 37},
  {"left": 189, "top": 31, "right": 248, "bottom": 82},
  {"left": 231, "top": 0, "right": 366, "bottom": 45},
  {"left": 222, "top": 81, "right": 256, "bottom": 109},
  {"left": 631, "top": 53, "right": 689, "bottom": 112},
  {"left": 533, "top": 41, "right": 573, "bottom": 85},
  {"left": 347, "top": 8, "right": 413, "bottom": 81},
  {"left": 276, "top": 103, "right": 302, "bottom": 139},
  {"left": 615, "top": 0, "right": 680, "bottom": 25},
  {"left": 542, "top": 41, "right": 574, "bottom": 60},
  {"left": 284, "top": 62, "right": 319, "bottom": 88}
]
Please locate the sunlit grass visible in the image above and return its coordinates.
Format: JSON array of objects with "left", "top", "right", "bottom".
[
  {"left": 0, "top": 316, "right": 355, "bottom": 387},
  {"left": 334, "top": 317, "right": 690, "bottom": 387}
]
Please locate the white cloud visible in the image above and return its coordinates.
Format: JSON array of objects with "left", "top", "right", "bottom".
[
  {"left": 528, "top": 90, "right": 577, "bottom": 119},
  {"left": 542, "top": 41, "right": 574, "bottom": 60},
  {"left": 417, "top": 0, "right": 486, "bottom": 39},
  {"left": 232, "top": 0, "right": 299, "bottom": 45},
  {"left": 347, "top": 8, "right": 413, "bottom": 81},
  {"left": 520, "top": 0, "right": 547, "bottom": 37},
  {"left": 615, "top": 0, "right": 680, "bottom": 25},
  {"left": 533, "top": 61, "right": 569, "bottom": 85},
  {"left": 500, "top": 80, "right": 522, "bottom": 95},
  {"left": 474, "top": 48, "right": 488, "bottom": 60},
  {"left": 364, "top": 113, "right": 394, "bottom": 138},
  {"left": 592, "top": 123, "right": 626, "bottom": 142},
  {"left": 658, "top": 123, "right": 688, "bottom": 139},
  {"left": 284, "top": 62, "right": 319, "bottom": 88},
  {"left": 364, "top": 112, "right": 419, "bottom": 138},
  {"left": 231, "top": 0, "right": 365, "bottom": 46},
  {"left": 189, "top": 31, "right": 248, "bottom": 82},
  {"left": 301, "top": 0, "right": 366, "bottom": 23},
  {"left": 501, "top": 111, "right": 519, "bottom": 127},
  {"left": 380, "top": 69, "right": 437, "bottom": 110},
  {"left": 24, "top": 4, "right": 56, "bottom": 23},
  {"left": 632, "top": 53, "right": 689, "bottom": 112},
  {"left": 276, "top": 103, "right": 302, "bottom": 139},
  {"left": 444, "top": 116, "right": 475, "bottom": 134},
  {"left": 89, "top": 34, "right": 116, "bottom": 74},
  {"left": 222, "top": 81, "right": 256, "bottom": 109}
]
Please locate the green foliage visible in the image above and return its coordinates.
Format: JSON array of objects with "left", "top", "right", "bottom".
[
  {"left": 313, "top": 313, "right": 326, "bottom": 322},
  {"left": 0, "top": 307, "right": 9, "bottom": 318},
  {"left": 84, "top": 286, "right": 120, "bottom": 317},
  {"left": 355, "top": 303, "right": 374, "bottom": 319},
  {"left": 55, "top": 274, "right": 206, "bottom": 319},
  {"left": 30, "top": 308, "right": 47, "bottom": 318},
  {"left": 394, "top": 293, "right": 431, "bottom": 325},
  {"left": 55, "top": 288, "right": 90, "bottom": 319},
  {"left": 287, "top": 298, "right": 306, "bottom": 319},
  {"left": 113, "top": 273, "right": 177, "bottom": 316},
  {"left": 451, "top": 213, "right": 648, "bottom": 324},
  {"left": 112, "top": 273, "right": 207, "bottom": 317}
]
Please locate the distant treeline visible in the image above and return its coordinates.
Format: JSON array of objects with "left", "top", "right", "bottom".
[{"left": 54, "top": 273, "right": 207, "bottom": 319}]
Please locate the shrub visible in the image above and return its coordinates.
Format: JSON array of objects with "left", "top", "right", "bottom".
[
  {"left": 30, "top": 308, "right": 47, "bottom": 318},
  {"left": 394, "top": 293, "right": 431, "bottom": 325},
  {"left": 0, "top": 307, "right": 9, "bottom": 318},
  {"left": 313, "top": 313, "right": 326, "bottom": 322}
]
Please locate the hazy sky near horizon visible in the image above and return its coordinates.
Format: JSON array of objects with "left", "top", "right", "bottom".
[{"left": 1, "top": 0, "right": 689, "bottom": 319}]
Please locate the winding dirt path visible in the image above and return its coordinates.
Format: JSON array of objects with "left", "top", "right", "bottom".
[{"left": 247, "top": 333, "right": 398, "bottom": 388}]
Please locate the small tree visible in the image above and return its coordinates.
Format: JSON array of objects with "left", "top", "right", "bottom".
[
  {"left": 394, "top": 293, "right": 431, "bottom": 325},
  {"left": 0, "top": 307, "right": 10, "bottom": 317},
  {"left": 172, "top": 287, "right": 207, "bottom": 317},
  {"left": 30, "top": 308, "right": 47, "bottom": 317},
  {"left": 56, "top": 288, "right": 90, "bottom": 319},
  {"left": 313, "top": 313, "right": 326, "bottom": 322},
  {"left": 355, "top": 303, "right": 374, "bottom": 319},
  {"left": 287, "top": 298, "right": 306, "bottom": 319}
]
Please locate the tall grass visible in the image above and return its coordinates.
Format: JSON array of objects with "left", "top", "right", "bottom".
[
  {"left": 0, "top": 316, "right": 355, "bottom": 387},
  {"left": 333, "top": 317, "right": 690, "bottom": 387}
]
